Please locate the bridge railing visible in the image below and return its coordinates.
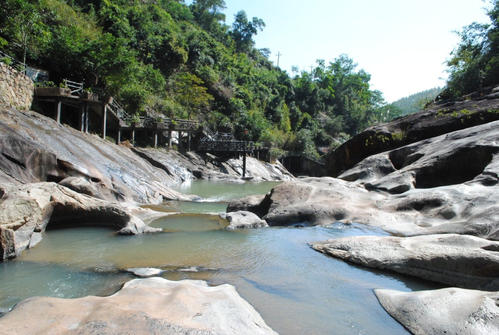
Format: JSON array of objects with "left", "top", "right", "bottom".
[
  {"left": 63, "top": 79, "right": 84, "bottom": 95},
  {"left": 198, "top": 139, "right": 255, "bottom": 153}
]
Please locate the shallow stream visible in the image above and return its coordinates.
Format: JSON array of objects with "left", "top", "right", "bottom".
[{"left": 0, "top": 181, "right": 439, "bottom": 334}]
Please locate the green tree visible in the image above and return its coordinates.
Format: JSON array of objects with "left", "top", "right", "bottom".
[
  {"left": 171, "top": 72, "right": 214, "bottom": 119},
  {"left": 230, "top": 10, "right": 265, "bottom": 53},
  {"left": 441, "top": 0, "right": 498, "bottom": 99}
]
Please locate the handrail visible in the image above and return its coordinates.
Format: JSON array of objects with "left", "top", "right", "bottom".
[{"left": 63, "top": 79, "right": 84, "bottom": 95}]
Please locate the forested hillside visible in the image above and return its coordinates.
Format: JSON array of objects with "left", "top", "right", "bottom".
[
  {"left": 391, "top": 87, "right": 442, "bottom": 116},
  {"left": 0, "top": 0, "right": 389, "bottom": 158},
  {"left": 440, "top": 0, "right": 498, "bottom": 99}
]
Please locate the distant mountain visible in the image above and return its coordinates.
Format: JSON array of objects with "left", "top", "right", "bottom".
[{"left": 392, "top": 88, "right": 442, "bottom": 116}]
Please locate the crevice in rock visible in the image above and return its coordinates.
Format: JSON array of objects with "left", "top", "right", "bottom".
[
  {"left": 481, "top": 244, "right": 499, "bottom": 252},
  {"left": 1, "top": 153, "right": 26, "bottom": 168},
  {"left": 388, "top": 147, "right": 423, "bottom": 170},
  {"left": 46, "top": 203, "right": 129, "bottom": 230},
  {"left": 415, "top": 146, "right": 496, "bottom": 188},
  {"left": 131, "top": 148, "right": 173, "bottom": 176},
  {"left": 396, "top": 198, "right": 445, "bottom": 212}
]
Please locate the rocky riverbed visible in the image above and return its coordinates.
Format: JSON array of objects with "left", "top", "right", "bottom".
[
  {"left": 0, "top": 105, "right": 293, "bottom": 333},
  {"left": 1, "top": 90, "right": 498, "bottom": 333},
  {"left": 227, "top": 102, "right": 499, "bottom": 333}
]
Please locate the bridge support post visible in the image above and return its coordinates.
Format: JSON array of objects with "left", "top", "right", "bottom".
[
  {"left": 242, "top": 151, "right": 247, "bottom": 178},
  {"left": 117, "top": 128, "right": 121, "bottom": 144},
  {"left": 84, "top": 104, "right": 89, "bottom": 133},
  {"left": 79, "top": 105, "right": 85, "bottom": 132},
  {"left": 154, "top": 131, "right": 158, "bottom": 148},
  {"left": 188, "top": 132, "right": 191, "bottom": 152},
  {"left": 102, "top": 105, "right": 107, "bottom": 139},
  {"left": 56, "top": 100, "right": 62, "bottom": 124},
  {"left": 132, "top": 128, "right": 135, "bottom": 146},
  {"left": 168, "top": 131, "right": 173, "bottom": 149}
]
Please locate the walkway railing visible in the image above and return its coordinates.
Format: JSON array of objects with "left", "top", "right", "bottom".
[{"left": 63, "top": 79, "right": 84, "bottom": 95}]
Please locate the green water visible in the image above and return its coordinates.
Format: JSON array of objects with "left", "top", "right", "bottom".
[{"left": 0, "top": 181, "right": 439, "bottom": 334}]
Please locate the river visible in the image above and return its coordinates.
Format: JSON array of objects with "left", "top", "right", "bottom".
[{"left": 0, "top": 181, "right": 440, "bottom": 334}]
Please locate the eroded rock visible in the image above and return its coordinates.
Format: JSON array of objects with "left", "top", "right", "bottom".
[
  {"left": 326, "top": 95, "right": 499, "bottom": 177},
  {"left": 375, "top": 288, "right": 499, "bottom": 335},
  {"left": 0, "top": 182, "right": 160, "bottom": 260},
  {"left": 311, "top": 234, "right": 499, "bottom": 290},
  {"left": 0, "top": 277, "right": 278, "bottom": 335},
  {"left": 223, "top": 211, "right": 268, "bottom": 230}
]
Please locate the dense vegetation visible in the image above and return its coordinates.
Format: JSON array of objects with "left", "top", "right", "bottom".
[
  {"left": 0, "top": 0, "right": 391, "bottom": 158},
  {"left": 440, "top": 0, "right": 499, "bottom": 99},
  {"left": 392, "top": 87, "right": 442, "bottom": 116}
]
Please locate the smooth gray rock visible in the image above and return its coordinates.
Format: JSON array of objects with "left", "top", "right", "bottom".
[
  {"left": 0, "top": 277, "right": 278, "bottom": 335},
  {"left": 375, "top": 288, "right": 499, "bottom": 335},
  {"left": 326, "top": 94, "right": 499, "bottom": 177},
  {"left": 0, "top": 108, "right": 192, "bottom": 203},
  {"left": 311, "top": 234, "right": 499, "bottom": 290},
  {"left": 0, "top": 182, "right": 161, "bottom": 260},
  {"left": 224, "top": 211, "right": 268, "bottom": 230},
  {"left": 241, "top": 122, "right": 499, "bottom": 241},
  {"left": 340, "top": 120, "right": 499, "bottom": 192}
]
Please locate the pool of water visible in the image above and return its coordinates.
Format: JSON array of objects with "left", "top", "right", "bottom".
[{"left": 0, "top": 181, "right": 440, "bottom": 334}]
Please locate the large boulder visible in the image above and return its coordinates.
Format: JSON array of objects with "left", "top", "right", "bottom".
[
  {"left": 0, "top": 182, "right": 160, "bottom": 260},
  {"left": 374, "top": 288, "right": 499, "bottom": 335},
  {"left": 0, "top": 108, "right": 190, "bottom": 203},
  {"left": 326, "top": 95, "right": 499, "bottom": 177},
  {"left": 233, "top": 121, "right": 499, "bottom": 241},
  {"left": 339, "top": 120, "right": 499, "bottom": 191},
  {"left": 311, "top": 234, "right": 499, "bottom": 290},
  {"left": 0, "top": 277, "right": 278, "bottom": 335}
]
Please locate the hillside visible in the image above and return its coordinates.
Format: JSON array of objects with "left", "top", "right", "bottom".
[
  {"left": 0, "top": 0, "right": 389, "bottom": 159},
  {"left": 391, "top": 87, "right": 442, "bottom": 116}
]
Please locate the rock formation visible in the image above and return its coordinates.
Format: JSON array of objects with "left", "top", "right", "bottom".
[
  {"left": 221, "top": 211, "right": 268, "bottom": 230},
  {"left": 0, "top": 277, "right": 278, "bottom": 335},
  {"left": 311, "top": 234, "right": 499, "bottom": 290},
  {"left": 374, "top": 288, "right": 499, "bottom": 335},
  {"left": 326, "top": 92, "right": 499, "bottom": 177},
  {"left": 226, "top": 109, "right": 499, "bottom": 333},
  {"left": 228, "top": 121, "right": 499, "bottom": 240},
  {"left": 0, "top": 182, "right": 160, "bottom": 260}
]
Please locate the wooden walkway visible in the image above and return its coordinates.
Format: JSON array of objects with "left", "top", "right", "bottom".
[{"left": 33, "top": 83, "right": 254, "bottom": 155}]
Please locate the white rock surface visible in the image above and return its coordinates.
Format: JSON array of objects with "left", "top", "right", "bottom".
[
  {"left": 375, "top": 288, "right": 499, "bottom": 335},
  {"left": 311, "top": 234, "right": 499, "bottom": 290},
  {"left": 0, "top": 277, "right": 278, "bottom": 335},
  {"left": 223, "top": 211, "right": 268, "bottom": 230}
]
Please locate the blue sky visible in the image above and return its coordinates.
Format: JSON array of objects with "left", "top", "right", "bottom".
[{"left": 219, "top": 0, "right": 490, "bottom": 102}]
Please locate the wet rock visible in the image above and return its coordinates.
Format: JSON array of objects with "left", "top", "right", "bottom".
[
  {"left": 0, "top": 182, "right": 160, "bottom": 260},
  {"left": 0, "top": 277, "right": 278, "bottom": 335},
  {"left": 223, "top": 211, "right": 268, "bottom": 230},
  {"left": 312, "top": 234, "right": 499, "bottom": 290},
  {"left": 127, "top": 267, "right": 164, "bottom": 277},
  {"left": 374, "top": 288, "right": 499, "bottom": 335},
  {"left": 326, "top": 95, "right": 499, "bottom": 177}
]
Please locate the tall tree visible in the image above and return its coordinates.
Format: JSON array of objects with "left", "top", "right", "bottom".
[{"left": 230, "top": 10, "right": 265, "bottom": 53}]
